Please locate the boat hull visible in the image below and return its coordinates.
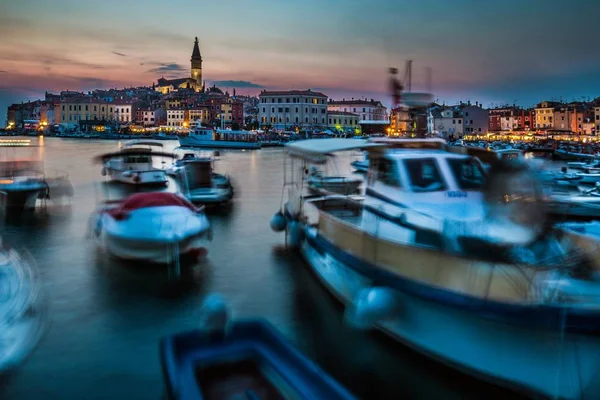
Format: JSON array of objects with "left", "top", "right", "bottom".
[
  {"left": 103, "top": 233, "right": 206, "bottom": 264},
  {"left": 186, "top": 187, "right": 233, "bottom": 206},
  {"left": 96, "top": 205, "right": 210, "bottom": 264},
  {"left": 178, "top": 137, "right": 261, "bottom": 149},
  {"left": 577, "top": 174, "right": 600, "bottom": 185},
  {"left": 0, "top": 183, "right": 47, "bottom": 211},
  {"left": 300, "top": 230, "right": 600, "bottom": 399},
  {"left": 106, "top": 168, "right": 168, "bottom": 186}
]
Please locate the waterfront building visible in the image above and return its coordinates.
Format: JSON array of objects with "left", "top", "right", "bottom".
[
  {"left": 166, "top": 108, "right": 186, "bottom": 127},
  {"left": 595, "top": 106, "right": 600, "bottom": 134},
  {"left": 218, "top": 98, "right": 244, "bottom": 128},
  {"left": 535, "top": 101, "right": 560, "bottom": 129},
  {"left": 56, "top": 98, "right": 113, "bottom": 124},
  {"left": 138, "top": 108, "right": 166, "bottom": 127},
  {"left": 188, "top": 107, "right": 210, "bottom": 126},
  {"left": 327, "top": 99, "right": 387, "bottom": 121},
  {"left": 113, "top": 103, "right": 133, "bottom": 124},
  {"left": 389, "top": 106, "right": 409, "bottom": 135},
  {"left": 258, "top": 90, "right": 328, "bottom": 130},
  {"left": 427, "top": 106, "right": 463, "bottom": 138},
  {"left": 327, "top": 111, "right": 360, "bottom": 133},
  {"left": 459, "top": 103, "right": 488, "bottom": 135},
  {"left": 155, "top": 37, "right": 203, "bottom": 94}
]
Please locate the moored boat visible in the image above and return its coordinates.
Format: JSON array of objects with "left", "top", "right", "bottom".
[
  {"left": 160, "top": 293, "right": 356, "bottom": 400},
  {"left": 95, "top": 140, "right": 174, "bottom": 186},
  {"left": 272, "top": 138, "right": 600, "bottom": 399},
  {"left": 179, "top": 124, "right": 261, "bottom": 150},
  {"left": 0, "top": 139, "right": 52, "bottom": 211},
  {"left": 176, "top": 156, "right": 234, "bottom": 206},
  {"left": 91, "top": 192, "right": 211, "bottom": 264}
]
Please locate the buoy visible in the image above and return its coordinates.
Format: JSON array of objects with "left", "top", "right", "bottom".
[
  {"left": 344, "top": 287, "right": 399, "bottom": 330},
  {"left": 199, "top": 293, "right": 230, "bottom": 335},
  {"left": 270, "top": 211, "right": 287, "bottom": 232},
  {"left": 287, "top": 220, "right": 304, "bottom": 248},
  {"left": 101, "top": 167, "right": 107, "bottom": 176}
]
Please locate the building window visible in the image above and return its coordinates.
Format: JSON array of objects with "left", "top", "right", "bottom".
[
  {"left": 285, "top": 107, "right": 289, "bottom": 113},
  {"left": 295, "top": 107, "right": 298, "bottom": 113},
  {"left": 305, "top": 117, "right": 308, "bottom": 123},
  {"left": 271, "top": 108, "right": 275, "bottom": 113},
  {"left": 305, "top": 108, "right": 308, "bottom": 113},
  {"left": 278, "top": 107, "right": 283, "bottom": 113}
]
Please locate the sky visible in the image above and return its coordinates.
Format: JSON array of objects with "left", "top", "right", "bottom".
[{"left": 1, "top": 0, "right": 600, "bottom": 126}]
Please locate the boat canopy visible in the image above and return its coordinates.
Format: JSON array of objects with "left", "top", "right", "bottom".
[
  {"left": 286, "top": 139, "right": 384, "bottom": 164},
  {"left": 123, "top": 140, "right": 164, "bottom": 148},
  {"left": 370, "top": 138, "right": 448, "bottom": 150},
  {"left": 94, "top": 150, "right": 176, "bottom": 163}
]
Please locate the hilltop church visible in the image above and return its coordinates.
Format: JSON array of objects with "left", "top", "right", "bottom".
[{"left": 155, "top": 37, "right": 204, "bottom": 94}]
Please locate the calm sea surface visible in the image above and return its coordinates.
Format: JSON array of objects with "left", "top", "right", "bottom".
[{"left": 0, "top": 137, "right": 519, "bottom": 399}]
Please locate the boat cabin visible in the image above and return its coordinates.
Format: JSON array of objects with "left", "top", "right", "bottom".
[
  {"left": 365, "top": 141, "right": 487, "bottom": 221},
  {"left": 180, "top": 159, "right": 214, "bottom": 189}
]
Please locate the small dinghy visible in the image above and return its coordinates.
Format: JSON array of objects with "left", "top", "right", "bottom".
[
  {"left": 160, "top": 294, "right": 355, "bottom": 400},
  {"left": 0, "top": 241, "right": 44, "bottom": 372},
  {"left": 307, "top": 168, "right": 361, "bottom": 195},
  {"left": 91, "top": 192, "right": 211, "bottom": 264}
]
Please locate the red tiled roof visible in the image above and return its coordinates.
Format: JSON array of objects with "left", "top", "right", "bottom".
[
  {"left": 259, "top": 90, "right": 327, "bottom": 98},
  {"left": 328, "top": 99, "right": 383, "bottom": 106}
]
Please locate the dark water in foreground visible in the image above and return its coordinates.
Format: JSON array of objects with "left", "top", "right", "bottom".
[{"left": 0, "top": 137, "right": 519, "bottom": 399}]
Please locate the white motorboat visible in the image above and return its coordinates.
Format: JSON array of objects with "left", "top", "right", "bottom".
[
  {"left": 0, "top": 241, "right": 44, "bottom": 372},
  {"left": 176, "top": 156, "right": 234, "bottom": 206},
  {"left": 0, "top": 139, "right": 48, "bottom": 210},
  {"left": 307, "top": 167, "right": 361, "bottom": 195},
  {"left": 546, "top": 183, "right": 600, "bottom": 219},
  {"left": 576, "top": 170, "right": 600, "bottom": 185},
  {"left": 567, "top": 159, "right": 600, "bottom": 171},
  {"left": 272, "top": 138, "right": 600, "bottom": 399},
  {"left": 96, "top": 140, "right": 174, "bottom": 186},
  {"left": 179, "top": 123, "right": 261, "bottom": 150},
  {"left": 91, "top": 192, "right": 211, "bottom": 264}
]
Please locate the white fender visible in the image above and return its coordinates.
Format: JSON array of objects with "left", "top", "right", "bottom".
[
  {"left": 270, "top": 211, "right": 287, "bottom": 232},
  {"left": 344, "top": 287, "right": 400, "bottom": 330},
  {"left": 198, "top": 293, "right": 230, "bottom": 335}
]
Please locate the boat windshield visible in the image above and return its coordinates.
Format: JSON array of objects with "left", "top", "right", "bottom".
[
  {"left": 403, "top": 158, "right": 447, "bottom": 192},
  {"left": 125, "top": 155, "right": 151, "bottom": 164},
  {"left": 446, "top": 158, "right": 486, "bottom": 190}
]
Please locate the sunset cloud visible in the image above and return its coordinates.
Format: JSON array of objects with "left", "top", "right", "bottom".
[{"left": 2, "top": 0, "right": 600, "bottom": 127}]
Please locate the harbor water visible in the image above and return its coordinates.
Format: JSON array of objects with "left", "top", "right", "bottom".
[{"left": 0, "top": 137, "right": 520, "bottom": 399}]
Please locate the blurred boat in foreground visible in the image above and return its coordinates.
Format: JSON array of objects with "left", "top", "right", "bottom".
[
  {"left": 160, "top": 294, "right": 356, "bottom": 400},
  {"left": 272, "top": 138, "right": 600, "bottom": 399},
  {"left": 0, "top": 241, "right": 44, "bottom": 372},
  {"left": 0, "top": 139, "right": 73, "bottom": 211},
  {"left": 91, "top": 192, "right": 211, "bottom": 264}
]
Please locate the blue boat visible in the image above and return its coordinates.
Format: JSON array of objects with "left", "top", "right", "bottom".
[{"left": 160, "top": 301, "right": 355, "bottom": 400}]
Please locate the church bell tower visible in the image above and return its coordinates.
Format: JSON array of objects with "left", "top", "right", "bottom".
[{"left": 191, "top": 37, "right": 202, "bottom": 91}]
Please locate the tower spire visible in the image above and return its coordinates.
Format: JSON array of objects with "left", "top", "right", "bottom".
[{"left": 191, "top": 36, "right": 202, "bottom": 91}]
